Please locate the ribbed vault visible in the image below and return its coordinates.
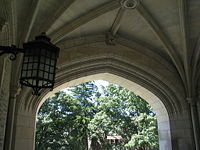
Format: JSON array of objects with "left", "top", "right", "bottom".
[
  {"left": 1, "top": 0, "right": 199, "bottom": 102},
  {"left": 1, "top": 0, "right": 200, "bottom": 149}
]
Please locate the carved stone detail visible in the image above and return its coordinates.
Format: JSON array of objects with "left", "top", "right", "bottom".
[
  {"left": 121, "top": 0, "right": 140, "bottom": 9},
  {"left": 105, "top": 32, "right": 116, "bottom": 46}
]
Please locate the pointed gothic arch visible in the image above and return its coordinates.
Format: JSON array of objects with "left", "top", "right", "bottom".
[{"left": 11, "top": 36, "right": 194, "bottom": 150}]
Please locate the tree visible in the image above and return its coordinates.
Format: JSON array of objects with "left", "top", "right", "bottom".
[
  {"left": 35, "top": 81, "right": 159, "bottom": 150},
  {"left": 125, "top": 113, "right": 158, "bottom": 150},
  {"left": 88, "top": 84, "right": 158, "bottom": 150},
  {"left": 36, "top": 82, "right": 99, "bottom": 150}
]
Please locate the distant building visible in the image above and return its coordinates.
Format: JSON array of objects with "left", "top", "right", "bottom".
[{"left": 107, "top": 135, "right": 123, "bottom": 145}]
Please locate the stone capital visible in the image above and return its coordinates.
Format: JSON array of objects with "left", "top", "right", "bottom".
[
  {"left": 105, "top": 32, "right": 116, "bottom": 46},
  {"left": 186, "top": 97, "right": 197, "bottom": 106},
  {"left": 10, "top": 85, "right": 22, "bottom": 99}
]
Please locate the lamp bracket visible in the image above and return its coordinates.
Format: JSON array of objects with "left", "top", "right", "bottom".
[{"left": 0, "top": 45, "right": 24, "bottom": 60}]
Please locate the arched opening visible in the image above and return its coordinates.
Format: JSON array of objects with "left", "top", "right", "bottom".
[
  {"left": 36, "top": 73, "right": 172, "bottom": 150},
  {"left": 36, "top": 80, "right": 160, "bottom": 149},
  {"left": 12, "top": 39, "right": 194, "bottom": 150}
]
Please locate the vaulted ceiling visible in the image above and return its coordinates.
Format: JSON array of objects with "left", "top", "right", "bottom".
[{"left": 0, "top": 0, "right": 200, "bottom": 98}]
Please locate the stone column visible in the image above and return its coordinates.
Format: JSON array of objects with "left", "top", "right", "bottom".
[
  {"left": 198, "top": 100, "right": 200, "bottom": 126},
  {"left": 198, "top": 92, "right": 200, "bottom": 128},
  {"left": 188, "top": 98, "right": 200, "bottom": 150},
  {"left": 0, "top": 57, "right": 12, "bottom": 150},
  {"left": 3, "top": 86, "right": 20, "bottom": 150}
]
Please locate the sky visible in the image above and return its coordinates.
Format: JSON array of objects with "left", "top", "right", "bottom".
[
  {"left": 94, "top": 80, "right": 109, "bottom": 87},
  {"left": 62, "top": 80, "right": 109, "bottom": 94}
]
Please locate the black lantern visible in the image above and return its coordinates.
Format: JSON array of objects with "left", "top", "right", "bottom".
[
  {"left": 20, "top": 33, "right": 60, "bottom": 95},
  {"left": 0, "top": 33, "right": 59, "bottom": 95}
]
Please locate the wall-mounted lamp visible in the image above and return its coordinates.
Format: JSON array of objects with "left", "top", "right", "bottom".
[{"left": 0, "top": 33, "right": 60, "bottom": 95}]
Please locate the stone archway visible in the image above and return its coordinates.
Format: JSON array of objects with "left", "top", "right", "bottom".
[
  {"left": 13, "top": 73, "right": 174, "bottom": 150},
  {"left": 11, "top": 36, "right": 194, "bottom": 150}
]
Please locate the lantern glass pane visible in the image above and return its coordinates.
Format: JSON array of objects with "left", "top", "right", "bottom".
[
  {"left": 33, "top": 80, "right": 37, "bottom": 86},
  {"left": 32, "top": 70, "right": 37, "bottom": 77},
  {"left": 39, "top": 80, "right": 43, "bottom": 86},
  {"left": 50, "top": 67, "right": 54, "bottom": 73},
  {"left": 44, "top": 81, "right": 49, "bottom": 86},
  {"left": 28, "top": 79, "right": 32, "bottom": 84},
  {"left": 51, "top": 60, "right": 55, "bottom": 65},
  {"left": 39, "top": 63, "right": 45, "bottom": 70},
  {"left": 22, "top": 71, "right": 26, "bottom": 77},
  {"left": 39, "top": 71, "right": 44, "bottom": 78},
  {"left": 29, "top": 56, "right": 34, "bottom": 63},
  {"left": 49, "top": 74, "right": 54, "bottom": 80},
  {"left": 44, "top": 72, "right": 48, "bottom": 79},
  {"left": 33, "top": 63, "right": 38, "bottom": 69},
  {"left": 28, "top": 64, "right": 32, "bottom": 70},
  {"left": 23, "top": 63, "right": 28, "bottom": 70},
  {"left": 45, "top": 66, "right": 49, "bottom": 72},
  {"left": 46, "top": 58, "right": 51, "bottom": 65},
  {"left": 27, "top": 70, "right": 31, "bottom": 77}
]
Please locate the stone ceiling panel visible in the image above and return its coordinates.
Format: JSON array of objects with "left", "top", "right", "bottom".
[
  {"left": 61, "top": 8, "right": 118, "bottom": 41},
  {"left": 189, "top": 0, "right": 200, "bottom": 39},
  {"left": 141, "top": 0, "right": 182, "bottom": 57},
  {"left": 16, "top": 0, "right": 33, "bottom": 40},
  {"left": 47, "top": 0, "right": 110, "bottom": 35},
  {"left": 118, "top": 9, "right": 167, "bottom": 57}
]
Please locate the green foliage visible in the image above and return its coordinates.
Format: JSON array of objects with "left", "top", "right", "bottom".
[
  {"left": 35, "top": 81, "right": 158, "bottom": 150},
  {"left": 125, "top": 113, "right": 158, "bottom": 150}
]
